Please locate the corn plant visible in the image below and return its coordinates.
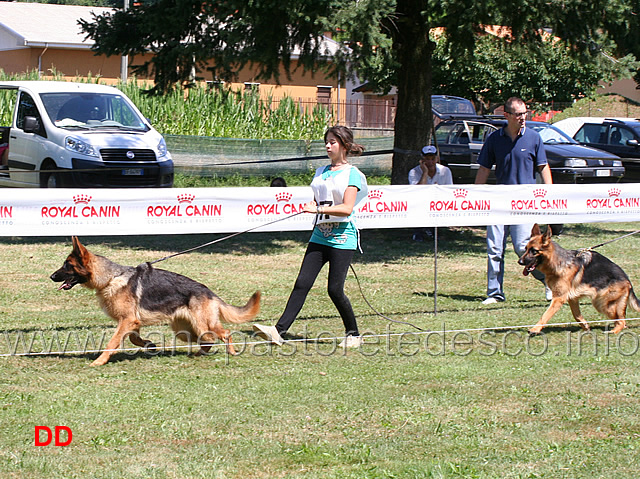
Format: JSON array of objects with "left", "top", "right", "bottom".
[{"left": 0, "top": 71, "right": 332, "bottom": 140}]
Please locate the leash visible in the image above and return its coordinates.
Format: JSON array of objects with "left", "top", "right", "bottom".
[
  {"left": 147, "top": 209, "right": 424, "bottom": 331},
  {"left": 349, "top": 264, "right": 426, "bottom": 331},
  {"left": 149, "top": 211, "right": 305, "bottom": 264},
  {"left": 580, "top": 229, "right": 640, "bottom": 253}
]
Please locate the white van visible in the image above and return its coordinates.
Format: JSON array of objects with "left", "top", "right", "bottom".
[{"left": 0, "top": 81, "right": 173, "bottom": 188}]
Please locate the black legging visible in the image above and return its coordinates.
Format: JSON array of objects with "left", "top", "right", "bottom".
[{"left": 275, "top": 242, "right": 359, "bottom": 336}]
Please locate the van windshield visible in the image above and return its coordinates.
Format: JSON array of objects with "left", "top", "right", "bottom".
[{"left": 41, "top": 92, "right": 150, "bottom": 131}]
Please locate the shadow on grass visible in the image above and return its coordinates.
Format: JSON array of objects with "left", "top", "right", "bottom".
[
  {"left": 0, "top": 226, "right": 488, "bottom": 264},
  {"left": 2, "top": 223, "right": 637, "bottom": 266},
  {"left": 38, "top": 349, "right": 197, "bottom": 364}
]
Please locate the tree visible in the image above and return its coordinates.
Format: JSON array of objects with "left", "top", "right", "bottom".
[
  {"left": 431, "top": 33, "right": 638, "bottom": 112},
  {"left": 80, "top": 0, "right": 338, "bottom": 94},
  {"left": 80, "top": 0, "right": 639, "bottom": 184}
]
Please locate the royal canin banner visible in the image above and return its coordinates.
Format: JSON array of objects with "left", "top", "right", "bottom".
[{"left": 1, "top": 184, "right": 639, "bottom": 236}]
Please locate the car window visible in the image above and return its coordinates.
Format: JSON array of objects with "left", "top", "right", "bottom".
[
  {"left": 575, "top": 124, "right": 607, "bottom": 144},
  {"left": 431, "top": 97, "right": 476, "bottom": 116},
  {"left": 530, "top": 124, "right": 575, "bottom": 144},
  {"left": 468, "top": 123, "right": 496, "bottom": 143},
  {"left": 435, "top": 123, "right": 456, "bottom": 144},
  {"left": 41, "top": 92, "right": 149, "bottom": 131},
  {"left": 16, "top": 92, "right": 40, "bottom": 129},
  {"left": 610, "top": 126, "right": 634, "bottom": 145},
  {"left": 451, "top": 124, "right": 470, "bottom": 144}
]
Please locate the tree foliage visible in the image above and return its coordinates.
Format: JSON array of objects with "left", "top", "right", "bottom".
[
  {"left": 432, "top": 34, "right": 639, "bottom": 112},
  {"left": 79, "top": 0, "right": 640, "bottom": 183},
  {"left": 80, "top": 0, "right": 339, "bottom": 94}
]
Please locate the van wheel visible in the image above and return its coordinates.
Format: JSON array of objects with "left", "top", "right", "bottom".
[{"left": 41, "top": 167, "right": 62, "bottom": 188}]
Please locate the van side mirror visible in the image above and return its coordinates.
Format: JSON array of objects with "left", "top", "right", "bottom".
[
  {"left": 23, "top": 116, "right": 40, "bottom": 134},
  {"left": 627, "top": 139, "right": 639, "bottom": 147}
]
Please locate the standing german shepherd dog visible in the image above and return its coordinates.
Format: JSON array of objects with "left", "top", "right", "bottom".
[
  {"left": 51, "top": 237, "right": 261, "bottom": 366},
  {"left": 518, "top": 224, "right": 639, "bottom": 335}
]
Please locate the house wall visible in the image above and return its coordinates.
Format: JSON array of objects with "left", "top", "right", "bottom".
[
  {"left": 0, "top": 46, "right": 123, "bottom": 78},
  {"left": 0, "top": 49, "right": 31, "bottom": 73},
  {"left": 0, "top": 46, "right": 343, "bottom": 103}
]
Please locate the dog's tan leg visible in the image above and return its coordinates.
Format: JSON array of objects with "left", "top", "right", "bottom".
[
  {"left": 193, "top": 327, "right": 237, "bottom": 356},
  {"left": 213, "top": 324, "right": 237, "bottom": 356},
  {"left": 529, "top": 298, "right": 566, "bottom": 335},
  {"left": 568, "top": 299, "right": 590, "bottom": 331},
  {"left": 125, "top": 330, "right": 157, "bottom": 351},
  {"left": 611, "top": 319, "right": 627, "bottom": 334},
  {"left": 194, "top": 331, "right": 215, "bottom": 356},
  {"left": 91, "top": 318, "right": 139, "bottom": 366},
  {"left": 605, "top": 289, "right": 628, "bottom": 334}
]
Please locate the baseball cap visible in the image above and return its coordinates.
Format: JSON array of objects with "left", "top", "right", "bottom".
[{"left": 421, "top": 145, "right": 437, "bottom": 155}]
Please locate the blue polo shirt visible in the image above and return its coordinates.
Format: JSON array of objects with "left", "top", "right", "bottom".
[{"left": 477, "top": 126, "right": 547, "bottom": 185}]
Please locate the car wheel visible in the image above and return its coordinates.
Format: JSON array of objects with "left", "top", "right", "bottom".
[
  {"left": 549, "top": 224, "right": 564, "bottom": 236},
  {"left": 45, "top": 172, "right": 62, "bottom": 188},
  {"left": 41, "top": 165, "right": 63, "bottom": 188}
]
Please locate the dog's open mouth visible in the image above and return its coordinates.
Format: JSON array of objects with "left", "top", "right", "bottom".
[
  {"left": 522, "top": 258, "right": 539, "bottom": 276},
  {"left": 57, "top": 279, "right": 78, "bottom": 290}
]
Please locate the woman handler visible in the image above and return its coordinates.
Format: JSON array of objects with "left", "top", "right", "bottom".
[{"left": 253, "top": 125, "right": 368, "bottom": 348}]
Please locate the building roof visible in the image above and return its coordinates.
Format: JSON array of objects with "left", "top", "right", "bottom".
[
  {"left": 0, "top": 2, "right": 113, "bottom": 50},
  {"left": 0, "top": 3, "right": 341, "bottom": 57}
]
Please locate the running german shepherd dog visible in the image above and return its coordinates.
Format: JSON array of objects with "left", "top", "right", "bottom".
[
  {"left": 518, "top": 224, "right": 639, "bottom": 335},
  {"left": 51, "top": 237, "right": 261, "bottom": 366}
]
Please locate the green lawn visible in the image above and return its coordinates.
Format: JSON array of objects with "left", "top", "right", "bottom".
[{"left": 1, "top": 223, "right": 639, "bottom": 478}]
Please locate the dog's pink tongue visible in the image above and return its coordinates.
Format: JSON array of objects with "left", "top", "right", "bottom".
[{"left": 523, "top": 266, "right": 530, "bottom": 276}]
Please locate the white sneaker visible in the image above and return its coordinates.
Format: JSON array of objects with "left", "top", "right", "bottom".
[
  {"left": 252, "top": 324, "right": 284, "bottom": 346},
  {"left": 338, "top": 335, "right": 363, "bottom": 348},
  {"left": 481, "top": 297, "right": 503, "bottom": 305},
  {"left": 545, "top": 285, "right": 553, "bottom": 301}
]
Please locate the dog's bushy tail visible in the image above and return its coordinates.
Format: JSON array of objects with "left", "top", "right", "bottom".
[
  {"left": 219, "top": 291, "right": 261, "bottom": 323},
  {"left": 628, "top": 288, "right": 640, "bottom": 312}
]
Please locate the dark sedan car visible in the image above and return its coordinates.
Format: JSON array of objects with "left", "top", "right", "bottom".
[
  {"left": 553, "top": 117, "right": 640, "bottom": 182},
  {"left": 434, "top": 118, "right": 625, "bottom": 184}
]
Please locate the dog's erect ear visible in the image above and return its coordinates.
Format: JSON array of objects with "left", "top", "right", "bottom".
[
  {"left": 531, "top": 223, "right": 541, "bottom": 236},
  {"left": 542, "top": 225, "right": 553, "bottom": 244},
  {"left": 71, "top": 236, "right": 88, "bottom": 256}
]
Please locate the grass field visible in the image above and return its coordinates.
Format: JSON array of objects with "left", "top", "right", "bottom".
[{"left": 1, "top": 222, "right": 640, "bottom": 478}]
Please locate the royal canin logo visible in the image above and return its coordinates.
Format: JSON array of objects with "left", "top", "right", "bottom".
[
  {"left": 359, "top": 189, "right": 408, "bottom": 214},
  {"left": 587, "top": 187, "right": 640, "bottom": 209},
  {"left": 41, "top": 195, "right": 120, "bottom": 219},
  {"left": 247, "top": 192, "right": 305, "bottom": 216},
  {"left": 511, "top": 188, "right": 567, "bottom": 211},
  {"left": 532, "top": 188, "right": 547, "bottom": 198},
  {"left": 147, "top": 194, "right": 221, "bottom": 217},
  {"left": 275, "top": 192, "right": 293, "bottom": 202},
  {"left": 177, "top": 193, "right": 196, "bottom": 204},
  {"left": 453, "top": 189, "right": 468, "bottom": 199},
  {"left": 73, "top": 194, "right": 92, "bottom": 205},
  {"left": 429, "top": 188, "right": 489, "bottom": 212},
  {"left": 0, "top": 205, "right": 12, "bottom": 219}
]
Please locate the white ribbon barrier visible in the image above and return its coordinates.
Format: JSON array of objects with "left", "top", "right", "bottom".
[{"left": 1, "top": 183, "right": 639, "bottom": 236}]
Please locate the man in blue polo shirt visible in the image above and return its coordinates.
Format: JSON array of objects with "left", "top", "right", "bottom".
[{"left": 475, "top": 97, "right": 552, "bottom": 304}]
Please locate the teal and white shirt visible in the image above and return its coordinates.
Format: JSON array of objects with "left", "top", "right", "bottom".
[{"left": 309, "top": 164, "right": 368, "bottom": 250}]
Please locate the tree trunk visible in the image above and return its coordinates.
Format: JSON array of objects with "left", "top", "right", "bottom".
[{"left": 391, "top": 0, "right": 435, "bottom": 185}]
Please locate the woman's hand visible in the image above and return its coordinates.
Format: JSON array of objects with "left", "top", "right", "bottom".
[{"left": 302, "top": 200, "right": 317, "bottom": 214}]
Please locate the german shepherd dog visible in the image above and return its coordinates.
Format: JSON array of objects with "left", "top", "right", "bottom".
[
  {"left": 51, "top": 237, "right": 261, "bottom": 366},
  {"left": 518, "top": 224, "right": 639, "bottom": 335}
]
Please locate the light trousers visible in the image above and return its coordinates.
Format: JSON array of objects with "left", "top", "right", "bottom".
[{"left": 486, "top": 223, "right": 544, "bottom": 300}]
